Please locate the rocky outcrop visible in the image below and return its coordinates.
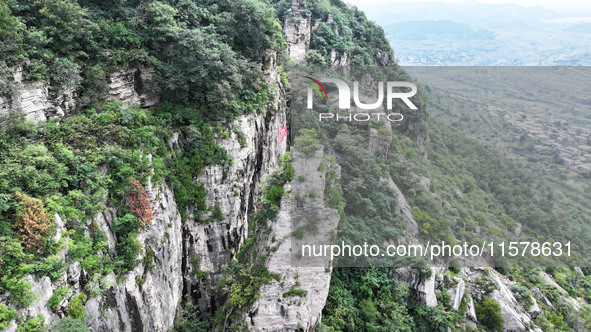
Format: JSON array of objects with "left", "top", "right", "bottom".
[
  {"left": 368, "top": 120, "right": 393, "bottom": 159},
  {"left": 383, "top": 177, "right": 419, "bottom": 238},
  {"left": 284, "top": 0, "right": 311, "bottom": 62},
  {"left": 108, "top": 67, "right": 160, "bottom": 108},
  {"left": 183, "top": 52, "right": 288, "bottom": 314},
  {"left": 393, "top": 267, "right": 439, "bottom": 307},
  {"left": 4, "top": 176, "right": 183, "bottom": 332},
  {"left": 532, "top": 287, "right": 554, "bottom": 309},
  {"left": 446, "top": 276, "right": 465, "bottom": 311},
  {"left": 461, "top": 267, "right": 543, "bottom": 332},
  {"left": 0, "top": 66, "right": 159, "bottom": 122},
  {"left": 465, "top": 294, "right": 478, "bottom": 328},
  {"left": 0, "top": 68, "right": 75, "bottom": 122},
  {"left": 85, "top": 179, "right": 183, "bottom": 332},
  {"left": 246, "top": 148, "right": 340, "bottom": 331}
]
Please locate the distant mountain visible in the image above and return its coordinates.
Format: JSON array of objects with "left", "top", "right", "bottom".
[
  {"left": 354, "top": 1, "right": 561, "bottom": 26},
  {"left": 352, "top": 1, "right": 591, "bottom": 66},
  {"left": 385, "top": 20, "right": 496, "bottom": 40}
]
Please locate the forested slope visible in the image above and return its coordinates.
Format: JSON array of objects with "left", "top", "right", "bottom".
[{"left": 1, "top": 0, "right": 591, "bottom": 332}]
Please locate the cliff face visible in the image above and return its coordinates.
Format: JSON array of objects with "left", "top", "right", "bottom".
[
  {"left": 4, "top": 172, "right": 183, "bottom": 332},
  {"left": 83, "top": 180, "right": 184, "bottom": 332},
  {"left": 246, "top": 148, "right": 340, "bottom": 331},
  {"left": 0, "top": 68, "right": 76, "bottom": 122},
  {"left": 284, "top": 0, "right": 311, "bottom": 62},
  {"left": 1, "top": 53, "right": 288, "bottom": 331},
  {"left": 183, "top": 54, "right": 288, "bottom": 314},
  {"left": 0, "top": 66, "right": 159, "bottom": 122}
]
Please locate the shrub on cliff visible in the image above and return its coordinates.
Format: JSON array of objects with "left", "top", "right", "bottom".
[
  {"left": 12, "top": 192, "right": 53, "bottom": 252},
  {"left": 476, "top": 296, "right": 504, "bottom": 332},
  {"left": 51, "top": 317, "right": 91, "bottom": 332},
  {"left": 125, "top": 178, "right": 153, "bottom": 228}
]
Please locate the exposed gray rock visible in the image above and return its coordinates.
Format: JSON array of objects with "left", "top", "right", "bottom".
[
  {"left": 532, "top": 287, "right": 555, "bottom": 309},
  {"left": 393, "top": 267, "right": 439, "bottom": 307},
  {"left": 563, "top": 297, "right": 583, "bottom": 311},
  {"left": 418, "top": 176, "right": 431, "bottom": 191},
  {"left": 446, "top": 276, "right": 465, "bottom": 311},
  {"left": 514, "top": 223, "right": 522, "bottom": 237},
  {"left": 384, "top": 177, "right": 419, "bottom": 237},
  {"left": 575, "top": 267, "right": 585, "bottom": 276},
  {"left": 4, "top": 320, "right": 17, "bottom": 332},
  {"left": 22, "top": 276, "right": 59, "bottom": 326},
  {"left": 53, "top": 214, "right": 65, "bottom": 242},
  {"left": 108, "top": 67, "right": 160, "bottom": 108},
  {"left": 490, "top": 288, "right": 529, "bottom": 332},
  {"left": 67, "top": 261, "right": 81, "bottom": 285},
  {"left": 283, "top": 0, "right": 311, "bottom": 62},
  {"left": 465, "top": 294, "right": 478, "bottom": 327},
  {"left": 329, "top": 49, "right": 351, "bottom": 68},
  {"left": 368, "top": 121, "right": 393, "bottom": 159},
  {"left": 85, "top": 181, "right": 184, "bottom": 332},
  {"left": 528, "top": 297, "right": 541, "bottom": 319},
  {"left": 489, "top": 271, "right": 531, "bottom": 332},
  {"left": 247, "top": 149, "right": 340, "bottom": 331},
  {"left": 0, "top": 79, "right": 49, "bottom": 122},
  {"left": 183, "top": 54, "right": 288, "bottom": 315},
  {"left": 1, "top": 65, "right": 158, "bottom": 122},
  {"left": 539, "top": 271, "right": 568, "bottom": 296}
]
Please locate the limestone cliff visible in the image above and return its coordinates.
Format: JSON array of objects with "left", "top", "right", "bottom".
[
  {"left": 245, "top": 148, "right": 340, "bottom": 331},
  {"left": 1, "top": 53, "right": 288, "bottom": 331},
  {"left": 4, "top": 170, "right": 183, "bottom": 332}
]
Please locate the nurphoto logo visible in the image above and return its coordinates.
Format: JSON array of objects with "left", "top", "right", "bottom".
[{"left": 304, "top": 77, "right": 418, "bottom": 122}]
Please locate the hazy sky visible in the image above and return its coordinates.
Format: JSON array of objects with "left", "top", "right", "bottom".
[{"left": 345, "top": 0, "right": 591, "bottom": 11}]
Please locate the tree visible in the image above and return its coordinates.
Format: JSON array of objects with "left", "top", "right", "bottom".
[
  {"left": 51, "top": 317, "right": 91, "bottom": 332},
  {"left": 159, "top": 27, "right": 263, "bottom": 120},
  {"left": 172, "top": 300, "right": 211, "bottom": 332},
  {"left": 0, "top": 236, "right": 27, "bottom": 275},
  {"left": 476, "top": 296, "right": 504, "bottom": 332},
  {"left": 37, "top": 0, "right": 98, "bottom": 56},
  {"left": 294, "top": 129, "right": 321, "bottom": 157},
  {"left": 0, "top": 304, "right": 17, "bottom": 330},
  {"left": 12, "top": 192, "right": 53, "bottom": 251},
  {"left": 305, "top": 50, "right": 327, "bottom": 66},
  {"left": 125, "top": 178, "right": 153, "bottom": 228},
  {"left": 141, "top": 1, "right": 180, "bottom": 52},
  {"left": 16, "top": 314, "right": 46, "bottom": 332},
  {"left": 66, "top": 293, "right": 86, "bottom": 320},
  {"left": 0, "top": 1, "right": 21, "bottom": 94},
  {"left": 203, "top": 0, "right": 285, "bottom": 60}
]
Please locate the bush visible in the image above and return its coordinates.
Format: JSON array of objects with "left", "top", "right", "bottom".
[
  {"left": 66, "top": 293, "right": 86, "bottom": 320},
  {"left": 265, "top": 185, "right": 285, "bottom": 205},
  {"left": 294, "top": 129, "right": 321, "bottom": 158},
  {"left": 50, "top": 317, "right": 91, "bottom": 332},
  {"left": 0, "top": 304, "right": 17, "bottom": 330},
  {"left": 211, "top": 205, "right": 223, "bottom": 221},
  {"left": 125, "top": 179, "right": 153, "bottom": 228},
  {"left": 51, "top": 57, "right": 82, "bottom": 90},
  {"left": 16, "top": 314, "right": 46, "bottom": 332},
  {"left": 173, "top": 301, "right": 211, "bottom": 332},
  {"left": 282, "top": 288, "right": 307, "bottom": 298},
  {"left": 12, "top": 192, "right": 53, "bottom": 251},
  {"left": 5, "top": 276, "right": 36, "bottom": 308},
  {"left": 476, "top": 296, "right": 504, "bottom": 332},
  {"left": 47, "top": 286, "right": 70, "bottom": 311},
  {"left": 294, "top": 228, "right": 304, "bottom": 240},
  {"left": 0, "top": 236, "right": 28, "bottom": 275}
]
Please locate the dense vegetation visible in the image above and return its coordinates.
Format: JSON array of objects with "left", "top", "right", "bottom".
[
  {"left": 0, "top": 0, "right": 287, "bottom": 328},
  {"left": 2, "top": 0, "right": 591, "bottom": 331}
]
